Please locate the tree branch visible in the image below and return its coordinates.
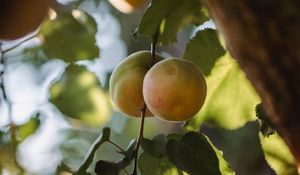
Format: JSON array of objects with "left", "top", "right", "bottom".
[
  {"left": 131, "top": 36, "right": 158, "bottom": 175},
  {"left": 203, "top": 0, "right": 300, "bottom": 172}
]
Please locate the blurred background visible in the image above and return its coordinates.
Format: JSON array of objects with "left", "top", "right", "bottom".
[{"left": 0, "top": 0, "right": 297, "bottom": 175}]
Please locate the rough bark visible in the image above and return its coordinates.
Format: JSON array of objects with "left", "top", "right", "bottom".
[{"left": 203, "top": 0, "right": 300, "bottom": 172}]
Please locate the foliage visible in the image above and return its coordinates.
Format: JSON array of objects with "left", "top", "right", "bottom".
[
  {"left": 50, "top": 64, "right": 111, "bottom": 127},
  {"left": 166, "top": 132, "right": 221, "bottom": 175},
  {"left": 75, "top": 127, "right": 111, "bottom": 175},
  {"left": 40, "top": 11, "right": 99, "bottom": 62},
  {"left": 184, "top": 53, "right": 260, "bottom": 130},
  {"left": 255, "top": 103, "right": 276, "bottom": 137},
  {"left": 94, "top": 139, "right": 136, "bottom": 175},
  {"left": 0, "top": 114, "right": 41, "bottom": 174},
  {"left": 260, "top": 133, "right": 298, "bottom": 175},
  {"left": 207, "top": 138, "right": 234, "bottom": 175},
  {"left": 0, "top": 0, "right": 296, "bottom": 175},
  {"left": 139, "top": 152, "right": 185, "bottom": 175},
  {"left": 137, "top": 0, "right": 208, "bottom": 44},
  {"left": 184, "top": 29, "right": 226, "bottom": 75},
  {"left": 16, "top": 114, "right": 40, "bottom": 142},
  {"left": 139, "top": 132, "right": 230, "bottom": 175}
]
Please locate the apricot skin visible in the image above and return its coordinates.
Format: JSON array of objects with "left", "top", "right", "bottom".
[
  {"left": 0, "top": 0, "right": 52, "bottom": 40},
  {"left": 108, "top": 0, "right": 146, "bottom": 14},
  {"left": 143, "top": 58, "right": 207, "bottom": 121},
  {"left": 109, "top": 51, "right": 163, "bottom": 117},
  {"left": 122, "top": 0, "right": 146, "bottom": 9}
]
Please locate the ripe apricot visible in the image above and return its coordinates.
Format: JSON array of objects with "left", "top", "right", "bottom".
[
  {"left": 0, "top": 0, "right": 52, "bottom": 40},
  {"left": 109, "top": 51, "right": 163, "bottom": 117},
  {"left": 108, "top": 0, "right": 146, "bottom": 13},
  {"left": 143, "top": 58, "right": 207, "bottom": 121}
]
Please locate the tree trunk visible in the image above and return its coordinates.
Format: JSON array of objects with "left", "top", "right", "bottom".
[{"left": 203, "top": 0, "right": 300, "bottom": 173}]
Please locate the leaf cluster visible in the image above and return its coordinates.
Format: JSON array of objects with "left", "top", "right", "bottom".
[
  {"left": 73, "top": 127, "right": 233, "bottom": 175},
  {"left": 0, "top": 0, "right": 297, "bottom": 174},
  {"left": 139, "top": 132, "right": 231, "bottom": 175}
]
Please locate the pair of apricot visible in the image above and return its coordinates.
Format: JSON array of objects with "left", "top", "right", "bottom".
[{"left": 109, "top": 51, "right": 207, "bottom": 122}]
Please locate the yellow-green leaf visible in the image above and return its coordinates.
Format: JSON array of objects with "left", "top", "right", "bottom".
[
  {"left": 50, "top": 64, "right": 111, "bottom": 127},
  {"left": 185, "top": 54, "right": 260, "bottom": 130},
  {"left": 40, "top": 11, "right": 99, "bottom": 62},
  {"left": 138, "top": 0, "right": 208, "bottom": 45},
  {"left": 260, "top": 133, "right": 297, "bottom": 175}
]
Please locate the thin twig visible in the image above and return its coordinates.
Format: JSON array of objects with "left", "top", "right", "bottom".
[
  {"left": 2, "top": 35, "right": 37, "bottom": 54},
  {"left": 131, "top": 104, "right": 147, "bottom": 175},
  {"left": 131, "top": 35, "right": 158, "bottom": 175},
  {"left": 108, "top": 140, "right": 127, "bottom": 154}
]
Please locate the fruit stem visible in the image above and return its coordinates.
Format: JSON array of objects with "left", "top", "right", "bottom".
[
  {"left": 131, "top": 30, "right": 158, "bottom": 175},
  {"left": 0, "top": 43, "right": 25, "bottom": 174},
  {"left": 131, "top": 36, "right": 158, "bottom": 175},
  {"left": 131, "top": 103, "right": 147, "bottom": 175},
  {"left": 151, "top": 31, "right": 159, "bottom": 64}
]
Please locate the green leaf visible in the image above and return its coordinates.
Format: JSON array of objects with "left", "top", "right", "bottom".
[
  {"left": 141, "top": 134, "right": 167, "bottom": 158},
  {"left": 260, "top": 133, "right": 297, "bottom": 175},
  {"left": 40, "top": 11, "right": 99, "bottom": 62},
  {"left": 206, "top": 137, "right": 234, "bottom": 175},
  {"left": 20, "top": 47, "right": 49, "bottom": 67},
  {"left": 138, "top": 152, "right": 184, "bottom": 175},
  {"left": 75, "top": 127, "right": 111, "bottom": 175},
  {"left": 50, "top": 64, "right": 111, "bottom": 127},
  {"left": 166, "top": 133, "right": 183, "bottom": 141},
  {"left": 215, "top": 150, "right": 234, "bottom": 175},
  {"left": 255, "top": 103, "right": 276, "bottom": 137},
  {"left": 114, "top": 139, "right": 137, "bottom": 169},
  {"left": 17, "top": 114, "right": 40, "bottom": 142},
  {"left": 204, "top": 121, "right": 277, "bottom": 174},
  {"left": 166, "top": 132, "right": 221, "bottom": 175},
  {"left": 185, "top": 54, "right": 260, "bottom": 130},
  {"left": 93, "top": 139, "right": 137, "bottom": 175},
  {"left": 94, "top": 160, "right": 120, "bottom": 175},
  {"left": 137, "top": 0, "right": 208, "bottom": 45},
  {"left": 116, "top": 139, "right": 136, "bottom": 159},
  {"left": 184, "top": 29, "right": 226, "bottom": 75}
]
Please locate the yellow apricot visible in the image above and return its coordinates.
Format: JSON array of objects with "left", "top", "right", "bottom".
[
  {"left": 0, "top": 0, "right": 52, "bottom": 40},
  {"left": 143, "top": 58, "right": 207, "bottom": 121},
  {"left": 109, "top": 51, "right": 163, "bottom": 117}
]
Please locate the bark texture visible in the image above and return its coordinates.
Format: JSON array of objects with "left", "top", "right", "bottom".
[{"left": 203, "top": 0, "right": 300, "bottom": 172}]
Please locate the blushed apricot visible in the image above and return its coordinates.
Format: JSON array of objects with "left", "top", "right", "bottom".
[
  {"left": 143, "top": 58, "right": 207, "bottom": 121},
  {"left": 108, "top": 0, "right": 146, "bottom": 13},
  {"left": 109, "top": 51, "right": 163, "bottom": 117},
  {"left": 0, "top": 0, "right": 52, "bottom": 40}
]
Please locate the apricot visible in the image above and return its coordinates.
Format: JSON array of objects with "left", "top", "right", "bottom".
[
  {"left": 0, "top": 0, "right": 52, "bottom": 40},
  {"left": 143, "top": 58, "right": 207, "bottom": 121},
  {"left": 109, "top": 51, "right": 163, "bottom": 117},
  {"left": 108, "top": 0, "right": 146, "bottom": 13}
]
